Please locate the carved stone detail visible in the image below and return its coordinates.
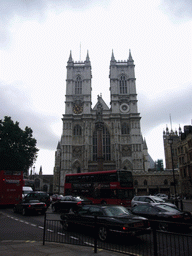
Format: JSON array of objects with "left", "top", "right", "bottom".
[
  {"left": 72, "top": 146, "right": 82, "bottom": 157},
  {"left": 122, "top": 145, "right": 132, "bottom": 157}
]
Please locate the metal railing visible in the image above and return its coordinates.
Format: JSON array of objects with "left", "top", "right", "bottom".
[{"left": 43, "top": 213, "right": 192, "bottom": 255}]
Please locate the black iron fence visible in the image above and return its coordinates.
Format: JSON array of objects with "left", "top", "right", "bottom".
[{"left": 43, "top": 213, "right": 192, "bottom": 256}]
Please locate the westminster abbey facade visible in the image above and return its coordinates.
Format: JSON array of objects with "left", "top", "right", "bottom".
[{"left": 53, "top": 50, "right": 152, "bottom": 194}]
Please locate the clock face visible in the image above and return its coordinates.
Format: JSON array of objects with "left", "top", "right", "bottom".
[
  {"left": 73, "top": 104, "right": 83, "bottom": 114},
  {"left": 120, "top": 103, "right": 129, "bottom": 113}
]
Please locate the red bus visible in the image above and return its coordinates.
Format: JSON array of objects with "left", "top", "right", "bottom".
[
  {"left": 0, "top": 170, "right": 23, "bottom": 205},
  {"left": 64, "top": 169, "right": 134, "bottom": 207}
]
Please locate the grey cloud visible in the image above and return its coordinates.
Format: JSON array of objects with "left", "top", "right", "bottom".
[
  {"left": 0, "top": 0, "right": 110, "bottom": 48},
  {"left": 138, "top": 83, "right": 192, "bottom": 132},
  {"left": 160, "top": 0, "right": 192, "bottom": 20},
  {"left": 0, "top": 81, "right": 60, "bottom": 150}
]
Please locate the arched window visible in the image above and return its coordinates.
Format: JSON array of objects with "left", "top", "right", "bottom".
[
  {"left": 103, "top": 126, "right": 111, "bottom": 160},
  {"left": 75, "top": 76, "right": 82, "bottom": 94},
  {"left": 144, "top": 180, "right": 147, "bottom": 186},
  {"left": 34, "top": 178, "right": 40, "bottom": 189},
  {"left": 74, "top": 125, "right": 81, "bottom": 135},
  {"left": 119, "top": 75, "right": 127, "bottom": 94},
  {"left": 93, "top": 126, "right": 111, "bottom": 161},
  {"left": 93, "top": 130, "right": 97, "bottom": 161},
  {"left": 43, "top": 184, "right": 48, "bottom": 192},
  {"left": 121, "top": 123, "right": 129, "bottom": 134}
]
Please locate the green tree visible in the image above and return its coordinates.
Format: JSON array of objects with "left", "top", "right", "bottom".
[{"left": 0, "top": 116, "right": 39, "bottom": 174}]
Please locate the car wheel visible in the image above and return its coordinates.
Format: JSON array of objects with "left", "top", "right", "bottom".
[
  {"left": 62, "top": 219, "right": 70, "bottom": 231},
  {"left": 22, "top": 208, "right": 27, "bottom": 216},
  {"left": 68, "top": 208, "right": 73, "bottom": 213},
  {"left": 158, "top": 222, "right": 169, "bottom": 231},
  {"left": 98, "top": 226, "right": 108, "bottom": 241},
  {"left": 52, "top": 205, "right": 57, "bottom": 213}
]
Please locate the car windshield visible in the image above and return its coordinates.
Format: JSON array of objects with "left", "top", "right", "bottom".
[
  {"left": 74, "top": 196, "right": 89, "bottom": 201},
  {"left": 152, "top": 196, "right": 165, "bottom": 203},
  {"left": 157, "top": 204, "right": 180, "bottom": 212},
  {"left": 103, "top": 206, "right": 130, "bottom": 217}
]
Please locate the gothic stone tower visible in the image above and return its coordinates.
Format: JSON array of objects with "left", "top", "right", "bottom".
[{"left": 54, "top": 50, "right": 150, "bottom": 194}]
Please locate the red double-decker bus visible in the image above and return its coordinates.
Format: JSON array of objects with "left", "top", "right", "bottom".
[
  {"left": 64, "top": 169, "right": 134, "bottom": 207},
  {"left": 0, "top": 170, "right": 23, "bottom": 205}
]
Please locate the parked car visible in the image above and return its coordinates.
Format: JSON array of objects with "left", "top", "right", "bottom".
[
  {"left": 13, "top": 199, "right": 47, "bottom": 216},
  {"left": 24, "top": 191, "right": 51, "bottom": 208},
  {"left": 155, "top": 193, "right": 168, "bottom": 200},
  {"left": 130, "top": 203, "right": 192, "bottom": 231},
  {"left": 60, "top": 205, "right": 151, "bottom": 241},
  {"left": 131, "top": 195, "right": 176, "bottom": 208},
  {"left": 52, "top": 195, "right": 92, "bottom": 213},
  {"left": 51, "top": 194, "right": 64, "bottom": 202}
]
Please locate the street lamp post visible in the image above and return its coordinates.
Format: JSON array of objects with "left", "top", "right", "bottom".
[{"left": 168, "top": 137, "right": 178, "bottom": 207}]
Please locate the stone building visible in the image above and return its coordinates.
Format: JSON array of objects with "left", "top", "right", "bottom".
[
  {"left": 53, "top": 50, "right": 153, "bottom": 194},
  {"left": 178, "top": 125, "right": 192, "bottom": 198},
  {"left": 163, "top": 126, "right": 181, "bottom": 169},
  {"left": 133, "top": 169, "right": 180, "bottom": 196}
]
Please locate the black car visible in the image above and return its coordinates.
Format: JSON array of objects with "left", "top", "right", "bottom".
[
  {"left": 13, "top": 200, "right": 47, "bottom": 215},
  {"left": 60, "top": 205, "right": 150, "bottom": 241},
  {"left": 130, "top": 203, "right": 192, "bottom": 231},
  {"left": 52, "top": 195, "right": 92, "bottom": 213},
  {"left": 24, "top": 191, "right": 51, "bottom": 208}
]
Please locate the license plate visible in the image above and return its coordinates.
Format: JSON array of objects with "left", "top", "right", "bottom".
[{"left": 134, "top": 222, "right": 144, "bottom": 228}]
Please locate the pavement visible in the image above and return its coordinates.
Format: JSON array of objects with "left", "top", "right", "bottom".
[{"left": 0, "top": 240, "right": 122, "bottom": 256}]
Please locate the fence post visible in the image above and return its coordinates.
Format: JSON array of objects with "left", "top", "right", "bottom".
[
  {"left": 94, "top": 216, "right": 97, "bottom": 253},
  {"left": 152, "top": 221, "right": 158, "bottom": 256},
  {"left": 180, "top": 199, "right": 183, "bottom": 211},
  {"left": 43, "top": 212, "right": 46, "bottom": 245}
]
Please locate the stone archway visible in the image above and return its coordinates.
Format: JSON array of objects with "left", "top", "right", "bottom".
[
  {"left": 72, "top": 160, "right": 81, "bottom": 174},
  {"left": 121, "top": 159, "right": 133, "bottom": 171}
]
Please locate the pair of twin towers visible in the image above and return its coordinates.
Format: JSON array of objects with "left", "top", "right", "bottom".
[{"left": 54, "top": 50, "right": 150, "bottom": 193}]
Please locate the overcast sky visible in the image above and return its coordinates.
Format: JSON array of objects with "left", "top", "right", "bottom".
[{"left": 0, "top": 0, "right": 191, "bottom": 175}]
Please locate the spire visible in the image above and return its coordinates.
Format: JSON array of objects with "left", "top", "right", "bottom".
[
  {"left": 85, "top": 50, "right": 91, "bottom": 65},
  {"left": 128, "top": 49, "right": 133, "bottom": 62},
  {"left": 179, "top": 125, "right": 182, "bottom": 136},
  {"left": 57, "top": 141, "right": 61, "bottom": 150},
  {"left": 110, "top": 49, "right": 116, "bottom": 65},
  {"left": 67, "top": 50, "right": 73, "bottom": 65},
  {"left": 86, "top": 50, "right": 90, "bottom": 61},
  {"left": 143, "top": 137, "right": 148, "bottom": 150}
]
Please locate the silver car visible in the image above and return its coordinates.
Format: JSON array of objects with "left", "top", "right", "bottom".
[
  {"left": 155, "top": 193, "right": 168, "bottom": 200},
  {"left": 131, "top": 195, "right": 176, "bottom": 208}
]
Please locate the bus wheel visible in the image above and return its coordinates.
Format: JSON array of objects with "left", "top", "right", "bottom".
[
  {"left": 101, "top": 201, "right": 107, "bottom": 205},
  {"left": 98, "top": 226, "right": 108, "bottom": 241}
]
